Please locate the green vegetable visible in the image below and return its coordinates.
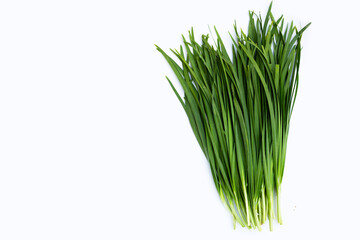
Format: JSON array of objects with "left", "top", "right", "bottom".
[{"left": 156, "top": 3, "right": 310, "bottom": 231}]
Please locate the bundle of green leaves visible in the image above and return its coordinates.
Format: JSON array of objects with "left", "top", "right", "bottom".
[{"left": 156, "top": 3, "right": 310, "bottom": 231}]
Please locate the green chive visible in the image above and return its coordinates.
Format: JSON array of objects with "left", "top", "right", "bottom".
[{"left": 156, "top": 2, "right": 310, "bottom": 231}]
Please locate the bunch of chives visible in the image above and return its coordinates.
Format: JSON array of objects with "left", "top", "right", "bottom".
[{"left": 156, "top": 3, "right": 310, "bottom": 231}]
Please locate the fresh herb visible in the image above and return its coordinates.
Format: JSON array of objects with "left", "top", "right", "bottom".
[{"left": 156, "top": 3, "right": 310, "bottom": 231}]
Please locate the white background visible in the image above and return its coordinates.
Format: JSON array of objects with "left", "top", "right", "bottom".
[{"left": 1, "top": 0, "right": 359, "bottom": 239}]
